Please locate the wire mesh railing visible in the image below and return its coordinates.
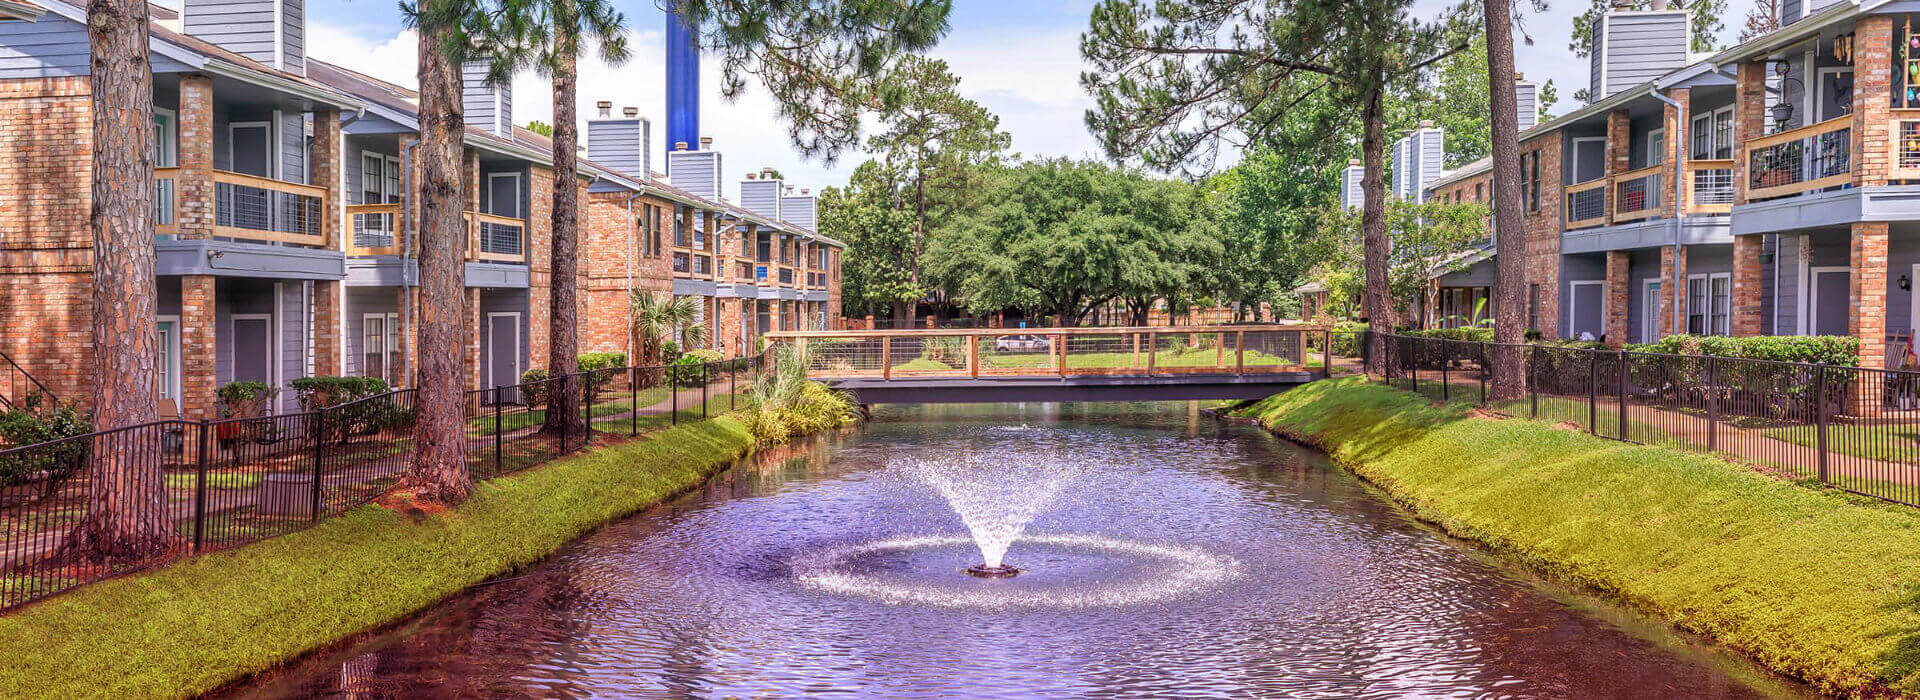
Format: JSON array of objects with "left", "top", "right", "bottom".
[
  {"left": 0, "top": 355, "right": 768, "bottom": 612},
  {"left": 771, "top": 325, "right": 1329, "bottom": 379},
  {"left": 1367, "top": 331, "right": 1920, "bottom": 510}
]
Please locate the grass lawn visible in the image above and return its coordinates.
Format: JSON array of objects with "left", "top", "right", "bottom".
[
  {"left": 0, "top": 418, "right": 756, "bottom": 698},
  {"left": 465, "top": 386, "right": 679, "bottom": 436},
  {"left": 1238, "top": 378, "right": 1920, "bottom": 696},
  {"left": 164, "top": 473, "right": 262, "bottom": 491},
  {"left": 1763, "top": 423, "right": 1920, "bottom": 464}
]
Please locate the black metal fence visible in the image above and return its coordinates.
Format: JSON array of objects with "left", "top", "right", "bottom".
[
  {"left": 0, "top": 354, "right": 769, "bottom": 611},
  {"left": 1359, "top": 332, "right": 1920, "bottom": 509}
]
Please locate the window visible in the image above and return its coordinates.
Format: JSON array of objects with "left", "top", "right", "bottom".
[
  {"left": 1474, "top": 182, "right": 1484, "bottom": 202},
  {"left": 151, "top": 108, "right": 177, "bottom": 168},
  {"left": 1690, "top": 106, "right": 1735, "bottom": 160},
  {"left": 360, "top": 152, "right": 401, "bottom": 205},
  {"left": 155, "top": 316, "right": 181, "bottom": 400},
  {"left": 1519, "top": 151, "right": 1540, "bottom": 212},
  {"left": 1687, "top": 273, "right": 1731, "bottom": 335},
  {"left": 485, "top": 172, "right": 522, "bottom": 218},
  {"left": 1646, "top": 128, "right": 1666, "bottom": 166},
  {"left": 362, "top": 313, "right": 401, "bottom": 385}
]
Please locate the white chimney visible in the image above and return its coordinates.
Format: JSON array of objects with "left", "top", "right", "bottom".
[
  {"left": 741, "top": 168, "right": 784, "bottom": 220},
  {"left": 460, "top": 61, "right": 513, "bottom": 136},
  {"left": 586, "top": 103, "right": 650, "bottom": 179},
  {"left": 1590, "top": 6, "right": 1690, "bottom": 101},
  {"left": 667, "top": 138, "right": 722, "bottom": 200}
]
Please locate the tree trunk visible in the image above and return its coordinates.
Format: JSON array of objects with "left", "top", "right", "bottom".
[
  {"left": 891, "top": 300, "right": 911, "bottom": 329},
  {"left": 906, "top": 165, "right": 926, "bottom": 330},
  {"left": 65, "top": 0, "right": 177, "bottom": 562},
  {"left": 1486, "top": 0, "right": 1528, "bottom": 400},
  {"left": 1360, "top": 86, "right": 1392, "bottom": 376},
  {"left": 543, "top": 47, "right": 584, "bottom": 435},
  {"left": 403, "top": 24, "right": 473, "bottom": 506}
]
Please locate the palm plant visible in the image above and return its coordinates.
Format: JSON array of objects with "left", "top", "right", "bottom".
[{"left": 629, "top": 291, "right": 710, "bottom": 363}]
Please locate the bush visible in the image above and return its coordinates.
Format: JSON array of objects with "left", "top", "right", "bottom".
[
  {"left": 667, "top": 350, "right": 724, "bottom": 388},
  {"left": 0, "top": 395, "right": 92, "bottom": 491},
  {"left": 577, "top": 353, "right": 627, "bottom": 405},
  {"left": 1330, "top": 321, "right": 1368, "bottom": 356},
  {"left": 922, "top": 337, "right": 966, "bottom": 367},
  {"left": 292, "top": 376, "right": 397, "bottom": 443},
  {"left": 216, "top": 381, "right": 277, "bottom": 419},
  {"left": 519, "top": 368, "right": 551, "bottom": 406},
  {"left": 1628, "top": 334, "right": 1859, "bottom": 366},
  {"left": 1403, "top": 327, "right": 1493, "bottom": 342}
]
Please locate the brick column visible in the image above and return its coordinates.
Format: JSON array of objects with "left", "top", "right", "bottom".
[
  {"left": 398, "top": 286, "right": 419, "bottom": 387},
  {"left": 181, "top": 276, "right": 217, "bottom": 420},
  {"left": 1732, "top": 234, "right": 1766, "bottom": 337},
  {"left": 1605, "top": 251, "right": 1630, "bottom": 346},
  {"left": 177, "top": 75, "right": 215, "bottom": 239},
  {"left": 1523, "top": 133, "right": 1563, "bottom": 338},
  {"left": 1606, "top": 109, "right": 1631, "bottom": 176},
  {"left": 1733, "top": 61, "right": 1767, "bottom": 205},
  {"left": 1851, "top": 222, "right": 1890, "bottom": 369},
  {"left": 313, "top": 281, "right": 340, "bottom": 375},
  {"left": 1659, "top": 245, "right": 1687, "bottom": 336},
  {"left": 1663, "top": 87, "right": 1688, "bottom": 217},
  {"left": 465, "top": 287, "right": 483, "bottom": 390},
  {"left": 312, "top": 110, "right": 342, "bottom": 250},
  {"left": 1855, "top": 16, "right": 1894, "bottom": 187}
]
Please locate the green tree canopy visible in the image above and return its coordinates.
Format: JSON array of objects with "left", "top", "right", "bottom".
[
  {"left": 1310, "top": 199, "right": 1491, "bottom": 320},
  {"left": 821, "top": 161, "right": 920, "bottom": 317}
]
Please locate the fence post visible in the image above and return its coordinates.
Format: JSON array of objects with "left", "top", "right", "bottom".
[
  {"left": 881, "top": 336, "right": 893, "bottom": 381},
  {"left": 310, "top": 410, "right": 326, "bottom": 522},
  {"left": 1146, "top": 332, "right": 1158, "bottom": 376},
  {"left": 1478, "top": 341, "right": 1489, "bottom": 406},
  {"left": 1616, "top": 349, "right": 1630, "bottom": 441},
  {"left": 1529, "top": 347, "right": 1540, "bottom": 419},
  {"left": 671, "top": 370, "right": 679, "bottom": 426},
  {"left": 191, "top": 421, "right": 210, "bottom": 551},
  {"left": 1324, "top": 330, "right": 1333, "bottom": 380},
  {"left": 1705, "top": 356, "right": 1719, "bottom": 451},
  {"left": 729, "top": 360, "right": 737, "bottom": 412},
  {"left": 631, "top": 368, "right": 639, "bottom": 437},
  {"left": 1235, "top": 330, "right": 1246, "bottom": 376},
  {"left": 702, "top": 364, "right": 709, "bottom": 419},
  {"left": 1409, "top": 338, "right": 1420, "bottom": 395},
  {"left": 1816, "top": 365, "right": 1830, "bottom": 484},
  {"left": 1587, "top": 350, "right": 1599, "bottom": 435},
  {"left": 1440, "top": 342, "right": 1450, "bottom": 402},
  {"left": 495, "top": 386, "right": 504, "bottom": 475}
]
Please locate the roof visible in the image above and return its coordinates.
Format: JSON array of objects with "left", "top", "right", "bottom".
[{"left": 0, "top": 0, "right": 45, "bottom": 19}]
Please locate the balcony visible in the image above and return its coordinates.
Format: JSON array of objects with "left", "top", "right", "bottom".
[
  {"left": 1610, "top": 166, "right": 1664, "bottom": 223},
  {"left": 469, "top": 212, "right": 526, "bottom": 263},
  {"left": 1887, "top": 110, "right": 1920, "bottom": 181},
  {"left": 1685, "top": 160, "right": 1735, "bottom": 214},
  {"left": 347, "top": 203, "right": 402, "bottom": 256},
  {"left": 1565, "top": 178, "right": 1608, "bottom": 230},
  {"left": 1745, "top": 115, "right": 1851, "bottom": 202},
  {"left": 153, "top": 168, "right": 328, "bottom": 247}
]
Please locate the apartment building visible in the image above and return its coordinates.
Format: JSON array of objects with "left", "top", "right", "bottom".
[
  {"left": 1345, "top": 0, "right": 1920, "bottom": 371},
  {"left": 0, "top": 0, "right": 844, "bottom": 418}
]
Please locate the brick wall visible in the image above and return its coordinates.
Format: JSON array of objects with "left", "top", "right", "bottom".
[
  {"left": 1734, "top": 62, "right": 1766, "bottom": 205},
  {"left": 181, "top": 276, "right": 216, "bottom": 421},
  {"left": 1521, "top": 132, "right": 1563, "bottom": 337},
  {"left": 1851, "top": 222, "right": 1889, "bottom": 370},
  {"left": 1732, "top": 234, "right": 1764, "bottom": 336},
  {"left": 1661, "top": 87, "right": 1686, "bottom": 218},
  {"left": 1658, "top": 245, "right": 1686, "bottom": 336},
  {"left": 177, "top": 75, "right": 214, "bottom": 238},
  {"left": 0, "top": 77, "right": 93, "bottom": 403},
  {"left": 1605, "top": 251, "right": 1629, "bottom": 347},
  {"left": 528, "top": 165, "right": 553, "bottom": 369},
  {"left": 1855, "top": 16, "right": 1894, "bottom": 187}
]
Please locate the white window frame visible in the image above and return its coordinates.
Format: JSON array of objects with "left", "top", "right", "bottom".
[
  {"left": 1646, "top": 127, "right": 1666, "bottom": 166},
  {"left": 1807, "top": 266, "right": 1851, "bottom": 337},
  {"left": 1569, "top": 136, "right": 1608, "bottom": 184},
  {"left": 1817, "top": 66, "right": 1854, "bottom": 123},
  {"left": 152, "top": 107, "right": 178, "bottom": 168},
  {"left": 359, "top": 151, "right": 387, "bottom": 204},
  {"left": 485, "top": 172, "right": 523, "bottom": 218},
  {"left": 229, "top": 312, "right": 279, "bottom": 394},
  {"left": 156, "top": 315, "right": 182, "bottom": 401},
  {"left": 1567, "top": 280, "right": 1607, "bottom": 340},
  {"left": 1686, "top": 272, "right": 1733, "bottom": 336},
  {"left": 1690, "top": 106, "right": 1736, "bottom": 160},
  {"left": 484, "top": 312, "right": 523, "bottom": 389},
  {"left": 1642, "top": 278, "right": 1663, "bottom": 342},
  {"left": 227, "top": 121, "right": 274, "bottom": 177},
  {"left": 361, "top": 312, "right": 400, "bottom": 385}
]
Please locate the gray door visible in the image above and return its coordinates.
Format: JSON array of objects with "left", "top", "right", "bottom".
[
  {"left": 1572, "top": 139, "right": 1606, "bottom": 183},
  {"left": 488, "top": 316, "right": 520, "bottom": 403},
  {"left": 487, "top": 173, "right": 520, "bottom": 217},
  {"left": 230, "top": 124, "right": 272, "bottom": 177},
  {"left": 1813, "top": 270, "right": 1851, "bottom": 337},
  {"left": 1571, "top": 283, "right": 1605, "bottom": 340},
  {"left": 231, "top": 317, "right": 272, "bottom": 384}
]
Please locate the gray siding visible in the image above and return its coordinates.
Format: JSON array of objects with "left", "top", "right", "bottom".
[
  {"left": 277, "top": 280, "right": 307, "bottom": 412},
  {"left": 780, "top": 194, "right": 816, "bottom": 232},
  {"left": 1559, "top": 255, "right": 1607, "bottom": 338},
  {"left": 281, "top": 0, "right": 302, "bottom": 73},
  {"left": 1774, "top": 235, "right": 1802, "bottom": 334},
  {"left": 0, "top": 14, "right": 88, "bottom": 78},
  {"left": 1781, "top": 0, "right": 1801, "bottom": 24},
  {"left": 740, "top": 179, "right": 783, "bottom": 219},
  {"left": 343, "top": 286, "right": 398, "bottom": 378},
  {"left": 461, "top": 61, "right": 511, "bottom": 136},
  {"left": 586, "top": 117, "right": 649, "bottom": 179},
  {"left": 1515, "top": 81, "right": 1538, "bottom": 132},
  {"left": 666, "top": 149, "right": 721, "bottom": 200},
  {"left": 1627, "top": 250, "right": 1661, "bottom": 344},
  {"left": 184, "top": 0, "right": 299, "bottom": 71},
  {"left": 1593, "top": 12, "right": 1689, "bottom": 100},
  {"left": 279, "top": 111, "right": 306, "bottom": 183}
]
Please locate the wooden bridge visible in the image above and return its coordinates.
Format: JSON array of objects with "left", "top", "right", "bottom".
[{"left": 765, "top": 324, "right": 1333, "bottom": 404}]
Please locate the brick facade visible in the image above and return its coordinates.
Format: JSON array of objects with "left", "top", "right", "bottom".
[
  {"left": 1855, "top": 15, "right": 1894, "bottom": 187},
  {"left": 1658, "top": 245, "right": 1686, "bottom": 336},
  {"left": 0, "top": 77, "right": 93, "bottom": 403},
  {"left": 1604, "top": 251, "right": 1629, "bottom": 347},
  {"left": 181, "top": 276, "right": 217, "bottom": 421},
  {"left": 177, "top": 75, "right": 214, "bottom": 239},
  {"left": 1733, "top": 61, "right": 1766, "bottom": 205},
  {"left": 527, "top": 165, "right": 553, "bottom": 370},
  {"left": 1661, "top": 87, "right": 1686, "bottom": 218},
  {"left": 1851, "top": 222, "right": 1889, "bottom": 370},
  {"left": 1521, "top": 132, "right": 1563, "bottom": 337},
  {"left": 1731, "top": 234, "right": 1765, "bottom": 336}
]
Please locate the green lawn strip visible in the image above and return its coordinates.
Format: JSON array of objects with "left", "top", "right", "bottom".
[
  {"left": 1765, "top": 423, "right": 1920, "bottom": 464},
  {"left": 589, "top": 393, "right": 742, "bottom": 433},
  {"left": 0, "top": 418, "right": 757, "bottom": 699},
  {"left": 466, "top": 387, "right": 675, "bottom": 436},
  {"left": 1236, "top": 378, "right": 1920, "bottom": 696}
]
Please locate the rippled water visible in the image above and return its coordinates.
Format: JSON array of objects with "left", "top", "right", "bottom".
[{"left": 234, "top": 402, "right": 1805, "bottom": 698}]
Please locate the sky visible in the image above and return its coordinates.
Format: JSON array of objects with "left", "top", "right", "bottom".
[{"left": 289, "top": 0, "right": 1762, "bottom": 200}]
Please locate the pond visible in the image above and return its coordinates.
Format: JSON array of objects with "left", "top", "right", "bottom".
[{"left": 233, "top": 402, "right": 1805, "bottom": 697}]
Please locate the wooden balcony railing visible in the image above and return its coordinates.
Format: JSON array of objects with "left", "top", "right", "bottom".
[
  {"left": 348, "top": 202, "right": 403, "bottom": 256},
  {"left": 1745, "top": 115, "right": 1851, "bottom": 201},
  {"left": 468, "top": 212, "right": 526, "bottom": 263},
  {"left": 1564, "top": 178, "right": 1609, "bottom": 230},
  {"left": 151, "top": 168, "right": 328, "bottom": 246},
  {"left": 1611, "top": 165, "right": 1664, "bottom": 223},
  {"left": 766, "top": 324, "right": 1326, "bottom": 380},
  {"left": 1888, "top": 109, "right": 1920, "bottom": 181},
  {"left": 1685, "top": 159, "right": 1735, "bottom": 214}
]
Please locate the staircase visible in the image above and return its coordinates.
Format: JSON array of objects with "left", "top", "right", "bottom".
[{"left": 0, "top": 349, "right": 55, "bottom": 412}]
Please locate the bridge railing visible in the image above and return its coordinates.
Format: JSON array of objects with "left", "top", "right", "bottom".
[{"left": 765, "top": 324, "right": 1330, "bottom": 380}]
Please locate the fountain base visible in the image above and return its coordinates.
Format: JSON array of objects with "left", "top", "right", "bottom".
[{"left": 965, "top": 564, "right": 1021, "bottom": 578}]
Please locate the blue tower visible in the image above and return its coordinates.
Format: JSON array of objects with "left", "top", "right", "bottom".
[{"left": 665, "top": 2, "right": 700, "bottom": 151}]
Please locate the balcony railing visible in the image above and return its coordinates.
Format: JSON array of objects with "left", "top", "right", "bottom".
[
  {"left": 348, "top": 203, "right": 403, "bottom": 256},
  {"left": 1888, "top": 110, "right": 1920, "bottom": 181},
  {"left": 467, "top": 212, "right": 525, "bottom": 262},
  {"left": 1611, "top": 165, "right": 1664, "bottom": 223},
  {"left": 1685, "top": 159, "right": 1735, "bottom": 214},
  {"left": 154, "top": 169, "right": 177, "bottom": 234},
  {"left": 1564, "top": 178, "right": 1608, "bottom": 229},
  {"left": 214, "top": 171, "right": 326, "bottom": 245},
  {"left": 1746, "top": 115, "right": 1851, "bottom": 201}
]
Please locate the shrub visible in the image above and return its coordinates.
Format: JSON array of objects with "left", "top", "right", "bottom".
[
  {"left": 1330, "top": 321, "right": 1368, "bottom": 356},
  {"left": 577, "top": 353, "right": 628, "bottom": 405},
  {"left": 667, "top": 350, "right": 724, "bottom": 388},
  {"left": 216, "top": 381, "right": 277, "bottom": 419},
  {"left": 1403, "top": 327, "right": 1493, "bottom": 342},
  {"left": 0, "top": 395, "right": 92, "bottom": 491},
  {"left": 519, "top": 368, "right": 551, "bottom": 406},
  {"left": 293, "top": 376, "right": 396, "bottom": 443},
  {"left": 922, "top": 337, "right": 966, "bottom": 367},
  {"left": 1628, "top": 334, "right": 1859, "bottom": 366}
]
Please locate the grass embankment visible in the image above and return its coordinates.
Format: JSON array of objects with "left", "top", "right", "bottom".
[
  {"left": 1237, "top": 378, "right": 1920, "bottom": 696},
  {"left": 0, "top": 418, "right": 758, "bottom": 699}
]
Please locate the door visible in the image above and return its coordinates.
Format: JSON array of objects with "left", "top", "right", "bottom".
[
  {"left": 487, "top": 313, "right": 521, "bottom": 403},
  {"left": 1569, "top": 281, "right": 1605, "bottom": 341},
  {"left": 229, "top": 122, "right": 272, "bottom": 177},
  {"left": 231, "top": 315, "right": 274, "bottom": 386},
  {"left": 1810, "top": 268, "right": 1851, "bottom": 337},
  {"left": 1643, "top": 279, "right": 1663, "bottom": 342},
  {"left": 486, "top": 172, "right": 521, "bottom": 217},
  {"left": 1571, "top": 137, "right": 1606, "bottom": 183}
]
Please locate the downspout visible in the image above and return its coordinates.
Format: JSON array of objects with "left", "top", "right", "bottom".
[
  {"left": 1650, "top": 84, "right": 1689, "bottom": 338},
  {"left": 400, "top": 138, "right": 419, "bottom": 386},
  {"left": 335, "top": 108, "right": 364, "bottom": 378},
  {"left": 622, "top": 181, "right": 649, "bottom": 360}
]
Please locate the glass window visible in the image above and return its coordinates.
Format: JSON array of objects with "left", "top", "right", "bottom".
[
  {"left": 383, "top": 157, "right": 401, "bottom": 204},
  {"left": 1711, "top": 275, "right": 1731, "bottom": 335},
  {"left": 155, "top": 319, "right": 179, "bottom": 399},
  {"left": 361, "top": 154, "right": 384, "bottom": 206},
  {"left": 151, "top": 110, "right": 177, "bottom": 168}
]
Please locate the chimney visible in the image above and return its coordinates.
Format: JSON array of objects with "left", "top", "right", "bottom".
[
  {"left": 1785, "top": 0, "right": 1848, "bottom": 25},
  {"left": 741, "top": 168, "right": 784, "bottom": 220},
  {"left": 586, "top": 102, "right": 651, "bottom": 179},
  {"left": 182, "top": 0, "right": 306, "bottom": 74},
  {"left": 623, "top": 107, "right": 638, "bottom": 118},
  {"left": 1590, "top": 5, "right": 1690, "bottom": 101},
  {"left": 461, "top": 61, "right": 514, "bottom": 136},
  {"left": 596, "top": 100, "right": 611, "bottom": 118},
  {"left": 1391, "top": 123, "right": 1444, "bottom": 202},
  {"left": 667, "top": 138, "right": 722, "bottom": 200},
  {"left": 780, "top": 187, "right": 817, "bottom": 232},
  {"left": 1340, "top": 160, "right": 1364, "bottom": 211},
  {"left": 1514, "top": 76, "right": 1540, "bottom": 132}
]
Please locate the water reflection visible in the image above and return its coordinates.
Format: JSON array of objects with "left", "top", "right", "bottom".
[{"left": 233, "top": 402, "right": 1805, "bottom": 698}]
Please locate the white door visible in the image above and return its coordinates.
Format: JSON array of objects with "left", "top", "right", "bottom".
[
  {"left": 1642, "top": 279, "right": 1663, "bottom": 342},
  {"left": 228, "top": 122, "right": 272, "bottom": 177}
]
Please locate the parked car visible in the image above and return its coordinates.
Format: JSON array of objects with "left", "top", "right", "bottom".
[{"left": 994, "top": 335, "right": 1051, "bottom": 352}]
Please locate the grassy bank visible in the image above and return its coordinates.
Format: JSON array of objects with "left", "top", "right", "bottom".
[
  {"left": 0, "top": 418, "right": 757, "bottom": 699},
  {"left": 1237, "top": 378, "right": 1920, "bottom": 696}
]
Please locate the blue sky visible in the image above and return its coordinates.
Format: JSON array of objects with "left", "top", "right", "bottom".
[{"left": 288, "top": 0, "right": 1760, "bottom": 198}]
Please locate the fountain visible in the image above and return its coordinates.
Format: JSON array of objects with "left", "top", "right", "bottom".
[{"left": 894, "top": 453, "right": 1090, "bottom": 578}]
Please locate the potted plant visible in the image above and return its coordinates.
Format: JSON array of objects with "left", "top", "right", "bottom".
[{"left": 216, "top": 381, "right": 279, "bottom": 446}]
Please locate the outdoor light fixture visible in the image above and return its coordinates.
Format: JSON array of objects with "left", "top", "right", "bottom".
[{"left": 1903, "top": 274, "right": 1913, "bottom": 291}]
